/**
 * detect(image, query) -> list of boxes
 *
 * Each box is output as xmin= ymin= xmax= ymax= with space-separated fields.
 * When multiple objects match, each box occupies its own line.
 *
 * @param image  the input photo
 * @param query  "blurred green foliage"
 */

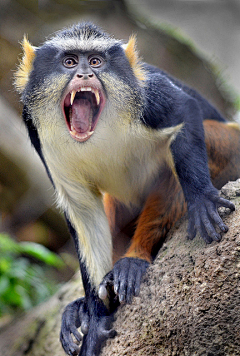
xmin=0 ymin=233 xmax=64 ymax=316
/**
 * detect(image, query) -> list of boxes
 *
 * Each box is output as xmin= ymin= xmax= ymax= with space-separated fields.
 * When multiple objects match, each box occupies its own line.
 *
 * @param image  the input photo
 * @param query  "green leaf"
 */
xmin=8 ymin=258 xmax=29 ymax=280
xmin=19 ymin=242 xmax=64 ymax=268
xmin=0 ymin=235 xmax=62 ymax=315
xmin=16 ymin=285 xmax=33 ymax=310
xmin=0 ymin=257 xmax=12 ymax=274
xmin=0 ymin=234 xmax=20 ymax=254
xmin=0 ymin=276 xmax=10 ymax=294
xmin=3 ymin=285 xmax=22 ymax=307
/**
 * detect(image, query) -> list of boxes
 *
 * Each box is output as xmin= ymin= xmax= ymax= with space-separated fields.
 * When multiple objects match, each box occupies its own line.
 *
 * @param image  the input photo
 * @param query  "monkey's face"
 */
xmin=15 ymin=23 xmax=146 ymax=143
xmin=61 ymin=54 xmax=106 ymax=142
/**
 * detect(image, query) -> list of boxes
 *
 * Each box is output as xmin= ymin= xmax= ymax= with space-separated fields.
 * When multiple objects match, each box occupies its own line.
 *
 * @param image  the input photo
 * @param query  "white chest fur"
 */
xmin=38 ymin=112 xmax=181 ymax=286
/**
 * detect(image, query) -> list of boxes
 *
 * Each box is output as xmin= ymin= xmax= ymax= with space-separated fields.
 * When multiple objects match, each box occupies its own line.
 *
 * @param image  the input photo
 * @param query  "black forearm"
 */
xmin=171 ymin=98 xmax=212 ymax=202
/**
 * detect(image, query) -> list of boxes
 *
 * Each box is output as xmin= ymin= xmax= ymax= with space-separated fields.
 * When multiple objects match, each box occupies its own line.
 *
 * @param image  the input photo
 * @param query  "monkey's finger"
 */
xmin=70 ymin=326 xmax=82 ymax=343
xmin=192 ymin=209 xmax=212 ymax=244
xmin=198 ymin=219 xmax=214 ymax=244
xmin=215 ymin=197 xmax=235 ymax=211
xmin=205 ymin=200 xmax=228 ymax=233
xmin=199 ymin=205 xmax=221 ymax=242
xmin=113 ymin=266 xmax=121 ymax=296
xmin=129 ymin=259 xmax=150 ymax=303
xmin=187 ymin=213 xmax=197 ymax=240
xmin=117 ymin=271 xmax=128 ymax=303
xmin=134 ymin=269 xmax=143 ymax=297
xmin=125 ymin=271 xmax=136 ymax=304
xmin=60 ymin=330 xmax=80 ymax=356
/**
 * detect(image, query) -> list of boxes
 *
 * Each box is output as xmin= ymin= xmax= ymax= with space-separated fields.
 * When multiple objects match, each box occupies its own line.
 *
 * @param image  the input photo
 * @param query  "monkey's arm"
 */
xmin=169 ymin=97 xmax=234 ymax=243
xmin=143 ymin=73 xmax=235 ymax=243
xmin=61 ymin=218 xmax=117 ymax=356
xmin=58 ymin=194 xmax=118 ymax=355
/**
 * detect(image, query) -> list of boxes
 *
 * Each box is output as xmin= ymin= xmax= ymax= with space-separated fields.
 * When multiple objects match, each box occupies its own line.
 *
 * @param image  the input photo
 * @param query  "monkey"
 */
xmin=14 ymin=22 xmax=240 ymax=356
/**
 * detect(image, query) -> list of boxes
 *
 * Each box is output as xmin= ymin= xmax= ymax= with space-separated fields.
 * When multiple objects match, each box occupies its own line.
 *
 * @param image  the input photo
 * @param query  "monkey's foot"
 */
xmin=99 ymin=257 xmax=149 ymax=304
xmin=60 ymin=296 xmax=116 ymax=356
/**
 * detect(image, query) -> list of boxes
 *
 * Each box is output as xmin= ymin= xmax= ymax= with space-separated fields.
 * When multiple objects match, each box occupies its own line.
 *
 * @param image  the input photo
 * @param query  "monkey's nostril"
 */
xmin=77 ymin=73 xmax=94 ymax=79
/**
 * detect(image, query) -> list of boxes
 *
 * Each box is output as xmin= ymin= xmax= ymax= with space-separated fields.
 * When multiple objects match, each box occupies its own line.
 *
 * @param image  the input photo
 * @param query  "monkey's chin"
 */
xmin=62 ymin=85 xmax=105 ymax=142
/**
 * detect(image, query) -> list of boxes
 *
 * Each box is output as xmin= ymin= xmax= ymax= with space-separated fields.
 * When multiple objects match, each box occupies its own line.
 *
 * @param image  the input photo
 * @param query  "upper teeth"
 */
xmin=70 ymin=87 xmax=100 ymax=106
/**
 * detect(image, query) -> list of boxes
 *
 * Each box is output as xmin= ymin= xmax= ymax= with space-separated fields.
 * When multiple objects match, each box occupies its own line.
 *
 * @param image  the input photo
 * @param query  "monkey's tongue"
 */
xmin=70 ymin=99 xmax=93 ymax=133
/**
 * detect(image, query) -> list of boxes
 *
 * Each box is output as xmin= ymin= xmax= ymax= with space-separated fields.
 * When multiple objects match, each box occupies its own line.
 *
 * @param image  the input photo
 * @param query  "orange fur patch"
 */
xmin=14 ymin=36 xmax=35 ymax=93
xmin=124 ymin=35 xmax=146 ymax=82
xmin=204 ymin=120 xmax=240 ymax=188
xmin=125 ymin=169 xmax=187 ymax=262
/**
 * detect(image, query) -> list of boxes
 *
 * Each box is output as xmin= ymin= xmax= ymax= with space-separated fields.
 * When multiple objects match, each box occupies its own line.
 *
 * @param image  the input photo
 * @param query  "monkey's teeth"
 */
xmin=94 ymin=90 xmax=100 ymax=106
xmin=75 ymin=87 xmax=100 ymax=106
xmin=70 ymin=126 xmax=94 ymax=140
xmin=70 ymin=90 xmax=76 ymax=105
xmin=80 ymin=87 xmax=91 ymax=92
xmin=77 ymin=131 xmax=94 ymax=140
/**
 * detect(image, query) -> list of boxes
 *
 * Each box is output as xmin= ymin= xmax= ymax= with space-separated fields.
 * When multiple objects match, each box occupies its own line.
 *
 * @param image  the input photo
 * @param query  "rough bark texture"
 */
xmin=1 ymin=180 xmax=240 ymax=356
xmin=102 ymin=180 xmax=240 ymax=356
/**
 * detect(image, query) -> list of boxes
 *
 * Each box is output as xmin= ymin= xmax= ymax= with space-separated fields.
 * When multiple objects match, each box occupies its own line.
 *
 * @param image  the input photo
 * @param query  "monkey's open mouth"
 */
xmin=63 ymin=87 xmax=105 ymax=142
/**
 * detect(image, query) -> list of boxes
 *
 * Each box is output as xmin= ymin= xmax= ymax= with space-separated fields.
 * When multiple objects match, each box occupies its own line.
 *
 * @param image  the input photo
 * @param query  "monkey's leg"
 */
xmin=204 ymin=120 xmax=240 ymax=189
xmin=103 ymin=193 xmax=141 ymax=263
xmin=99 ymin=168 xmax=187 ymax=304
xmin=60 ymin=218 xmax=116 ymax=356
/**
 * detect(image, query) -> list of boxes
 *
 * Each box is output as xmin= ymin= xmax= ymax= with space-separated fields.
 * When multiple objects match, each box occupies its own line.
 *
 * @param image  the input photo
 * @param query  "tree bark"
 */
xmin=103 ymin=180 xmax=240 ymax=356
xmin=0 ymin=180 xmax=240 ymax=356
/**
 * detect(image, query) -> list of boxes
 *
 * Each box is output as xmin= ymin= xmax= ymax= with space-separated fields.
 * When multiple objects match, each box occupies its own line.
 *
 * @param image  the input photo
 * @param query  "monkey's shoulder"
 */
xmin=142 ymin=64 xmax=226 ymax=129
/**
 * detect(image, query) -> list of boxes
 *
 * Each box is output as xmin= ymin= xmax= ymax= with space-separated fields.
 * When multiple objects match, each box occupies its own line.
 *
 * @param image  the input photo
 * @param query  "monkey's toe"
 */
xmin=60 ymin=297 xmax=89 ymax=355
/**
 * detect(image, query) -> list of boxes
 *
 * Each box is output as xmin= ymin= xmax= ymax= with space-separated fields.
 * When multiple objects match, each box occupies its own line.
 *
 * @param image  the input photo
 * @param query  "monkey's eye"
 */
xmin=63 ymin=56 xmax=78 ymax=68
xmin=89 ymin=56 xmax=102 ymax=68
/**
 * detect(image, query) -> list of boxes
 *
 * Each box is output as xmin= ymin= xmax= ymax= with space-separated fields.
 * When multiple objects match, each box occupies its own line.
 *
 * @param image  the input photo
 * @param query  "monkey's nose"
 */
xmin=77 ymin=73 xmax=94 ymax=80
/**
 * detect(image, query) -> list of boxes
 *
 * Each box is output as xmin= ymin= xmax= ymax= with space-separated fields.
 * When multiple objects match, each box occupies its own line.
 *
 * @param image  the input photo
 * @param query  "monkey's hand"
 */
xmin=99 ymin=257 xmax=149 ymax=304
xmin=60 ymin=296 xmax=116 ymax=356
xmin=187 ymin=189 xmax=235 ymax=244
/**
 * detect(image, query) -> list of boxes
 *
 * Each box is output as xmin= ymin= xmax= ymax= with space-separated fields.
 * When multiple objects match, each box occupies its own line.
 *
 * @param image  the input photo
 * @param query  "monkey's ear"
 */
xmin=123 ymin=35 xmax=146 ymax=82
xmin=14 ymin=36 xmax=36 ymax=93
